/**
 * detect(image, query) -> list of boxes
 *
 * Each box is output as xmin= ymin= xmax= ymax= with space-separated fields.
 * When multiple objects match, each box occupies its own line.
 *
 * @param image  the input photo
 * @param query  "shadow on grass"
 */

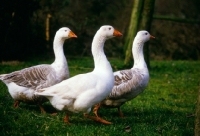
xmin=0 ymin=99 xmax=194 ymax=135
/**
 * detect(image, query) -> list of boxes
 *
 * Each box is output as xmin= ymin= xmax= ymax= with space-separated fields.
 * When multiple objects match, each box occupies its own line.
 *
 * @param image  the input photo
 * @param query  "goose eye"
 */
xmin=145 ymin=33 xmax=148 ymax=35
xmin=108 ymin=27 xmax=111 ymax=30
xmin=65 ymin=30 xmax=67 ymax=32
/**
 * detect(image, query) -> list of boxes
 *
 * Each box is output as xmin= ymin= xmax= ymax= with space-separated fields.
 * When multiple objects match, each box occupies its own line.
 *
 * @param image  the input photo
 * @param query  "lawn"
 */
xmin=0 ymin=57 xmax=199 ymax=136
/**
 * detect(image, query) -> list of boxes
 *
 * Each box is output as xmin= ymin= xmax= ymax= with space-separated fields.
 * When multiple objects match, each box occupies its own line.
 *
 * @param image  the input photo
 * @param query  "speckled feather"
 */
xmin=0 ymin=27 xmax=77 ymax=111
xmin=0 ymin=65 xmax=58 ymax=90
xmin=108 ymin=68 xmax=148 ymax=100
xmin=96 ymin=30 xmax=154 ymax=111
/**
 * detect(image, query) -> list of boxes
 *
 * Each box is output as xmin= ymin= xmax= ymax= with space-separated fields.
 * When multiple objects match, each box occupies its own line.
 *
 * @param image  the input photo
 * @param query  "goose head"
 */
xmin=135 ymin=30 xmax=155 ymax=43
xmin=55 ymin=27 xmax=77 ymax=40
xmin=97 ymin=25 xmax=122 ymax=39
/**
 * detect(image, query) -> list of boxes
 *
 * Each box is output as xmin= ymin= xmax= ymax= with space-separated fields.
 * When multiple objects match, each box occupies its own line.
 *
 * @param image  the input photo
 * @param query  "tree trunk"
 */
xmin=124 ymin=0 xmax=144 ymax=67
xmin=138 ymin=0 xmax=155 ymax=69
xmin=195 ymin=89 xmax=200 ymax=136
xmin=45 ymin=13 xmax=51 ymax=49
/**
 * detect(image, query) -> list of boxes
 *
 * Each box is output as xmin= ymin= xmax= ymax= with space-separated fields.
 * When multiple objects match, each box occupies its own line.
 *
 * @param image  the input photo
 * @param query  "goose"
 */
xmin=35 ymin=25 xmax=122 ymax=124
xmin=0 ymin=27 xmax=77 ymax=113
xmin=93 ymin=30 xmax=155 ymax=123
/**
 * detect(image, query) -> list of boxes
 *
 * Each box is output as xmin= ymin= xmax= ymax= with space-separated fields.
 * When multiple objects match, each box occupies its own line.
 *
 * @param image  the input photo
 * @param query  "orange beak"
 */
xmin=113 ymin=29 xmax=123 ymax=37
xmin=69 ymin=31 xmax=77 ymax=38
xmin=150 ymin=35 xmax=155 ymax=39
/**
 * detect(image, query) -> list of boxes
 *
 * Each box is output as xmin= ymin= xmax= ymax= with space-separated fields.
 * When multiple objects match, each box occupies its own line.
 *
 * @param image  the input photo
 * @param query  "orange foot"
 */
xmin=84 ymin=113 xmax=112 ymax=125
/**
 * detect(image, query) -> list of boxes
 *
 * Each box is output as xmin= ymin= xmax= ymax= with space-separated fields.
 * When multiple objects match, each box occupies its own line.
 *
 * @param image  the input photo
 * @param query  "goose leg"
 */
xmin=13 ymin=100 xmax=20 ymax=108
xmin=63 ymin=113 xmax=71 ymax=125
xmin=117 ymin=107 xmax=124 ymax=117
xmin=84 ymin=113 xmax=112 ymax=125
xmin=38 ymin=103 xmax=46 ymax=114
xmin=51 ymin=112 xmax=58 ymax=116
xmin=93 ymin=103 xmax=101 ymax=117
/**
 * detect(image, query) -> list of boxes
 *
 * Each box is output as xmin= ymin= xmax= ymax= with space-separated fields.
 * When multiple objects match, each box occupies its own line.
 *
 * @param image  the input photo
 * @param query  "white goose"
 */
xmin=0 ymin=27 xmax=77 ymax=113
xmin=93 ymin=30 xmax=155 ymax=122
xmin=35 ymin=25 xmax=122 ymax=124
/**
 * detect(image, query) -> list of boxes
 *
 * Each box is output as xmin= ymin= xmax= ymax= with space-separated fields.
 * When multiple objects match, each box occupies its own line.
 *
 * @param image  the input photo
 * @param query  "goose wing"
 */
xmin=107 ymin=69 xmax=143 ymax=99
xmin=0 ymin=65 xmax=56 ymax=89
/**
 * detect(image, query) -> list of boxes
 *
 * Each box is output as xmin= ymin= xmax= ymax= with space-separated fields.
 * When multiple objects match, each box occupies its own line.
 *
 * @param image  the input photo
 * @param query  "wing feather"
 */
xmin=1 ymin=65 xmax=55 ymax=89
xmin=107 ymin=69 xmax=144 ymax=99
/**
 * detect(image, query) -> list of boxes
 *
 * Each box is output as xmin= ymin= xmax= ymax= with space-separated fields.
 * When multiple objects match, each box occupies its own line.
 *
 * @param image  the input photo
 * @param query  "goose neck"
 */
xmin=92 ymin=34 xmax=110 ymax=70
xmin=53 ymin=37 xmax=67 ymax=65
xmin=132 ymin=39 xmax=147 ymax=68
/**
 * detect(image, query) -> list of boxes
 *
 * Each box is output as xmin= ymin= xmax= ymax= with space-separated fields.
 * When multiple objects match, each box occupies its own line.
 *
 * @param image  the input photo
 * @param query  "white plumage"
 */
xmin=0 ymin=27 xmax=77 ymax=113
xmin=35 ymin=25 xmax=122 ymax=124
xmin=93 ymin=30 xmax=155 ymax=122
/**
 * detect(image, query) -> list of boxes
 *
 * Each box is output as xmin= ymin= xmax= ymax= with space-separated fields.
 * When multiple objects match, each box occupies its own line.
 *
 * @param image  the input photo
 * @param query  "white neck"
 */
xmin=52 ymin=36 xmax=67 ymax=66
xmin=132 ymin=38 xmax=147 ymax=69
xmin=92 ymin=33 xmax=111 ymax=72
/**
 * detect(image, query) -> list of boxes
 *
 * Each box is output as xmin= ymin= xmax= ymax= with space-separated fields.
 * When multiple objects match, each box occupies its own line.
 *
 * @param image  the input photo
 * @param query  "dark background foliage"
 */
xmin=151 ymin=0 xmax=200 ymax=60
xmin=0 ymin=0 xmax=199 ymax=61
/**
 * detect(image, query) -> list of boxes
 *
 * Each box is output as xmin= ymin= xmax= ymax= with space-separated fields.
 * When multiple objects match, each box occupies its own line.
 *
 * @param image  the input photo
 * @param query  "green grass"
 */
xmin=0 ymin=57 xmax=199 ymax=136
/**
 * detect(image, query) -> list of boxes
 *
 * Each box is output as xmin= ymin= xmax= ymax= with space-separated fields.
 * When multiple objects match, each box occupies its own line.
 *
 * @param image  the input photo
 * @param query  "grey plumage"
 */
xmin=108 ymin=68 xmax=148 ymax=100
xmin=93 ymin=30 xmax=155 ymax=119
xmin=0 ymin=27 xmax=77 ymax=112
xmin=1 ymin=65 xmax=59 ymax=89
